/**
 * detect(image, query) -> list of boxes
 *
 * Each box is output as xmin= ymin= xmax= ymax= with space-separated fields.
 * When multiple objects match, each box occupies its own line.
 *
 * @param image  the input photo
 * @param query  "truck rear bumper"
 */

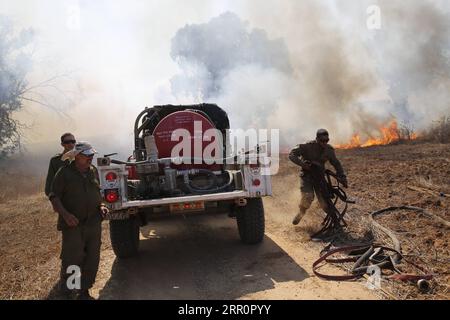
xmin=121 ymin=190 xmax=250 ymax=209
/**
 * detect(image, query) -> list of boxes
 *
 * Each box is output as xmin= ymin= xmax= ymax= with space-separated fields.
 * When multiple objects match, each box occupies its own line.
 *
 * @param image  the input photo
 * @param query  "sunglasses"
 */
xmin=318 ymin=137 xmax=330 ymax=143
xmin=62 ymin=140 xmax=76 ymax=144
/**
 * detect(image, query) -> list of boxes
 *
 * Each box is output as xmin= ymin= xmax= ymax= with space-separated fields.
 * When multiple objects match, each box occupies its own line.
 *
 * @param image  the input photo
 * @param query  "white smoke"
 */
xmin=168 ymin=10 xmax=381 ymax=145
xmin=0 ymin=0 xmax=448 ymax=158
xmin=168 ymin=1 xmax=450 ymax=145
xmin=371 ymin=0 xmax=450 ymax=128
xmin=170 ymin=12 xmax=292 ymax=100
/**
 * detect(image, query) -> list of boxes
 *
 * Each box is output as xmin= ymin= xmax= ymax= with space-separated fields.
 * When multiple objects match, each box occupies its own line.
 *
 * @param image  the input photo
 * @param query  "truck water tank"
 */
xmin=152 ymin=110 xmax=222 ymax=170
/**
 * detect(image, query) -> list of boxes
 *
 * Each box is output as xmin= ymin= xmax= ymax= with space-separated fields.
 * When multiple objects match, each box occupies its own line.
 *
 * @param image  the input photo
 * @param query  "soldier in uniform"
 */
xmin=48 ymin=142 xmax=109 ymax=300
xmin=289 ymin=129 xmax=348 ymax=225
xmin=45 ymin=133 xmax=76 ymax=196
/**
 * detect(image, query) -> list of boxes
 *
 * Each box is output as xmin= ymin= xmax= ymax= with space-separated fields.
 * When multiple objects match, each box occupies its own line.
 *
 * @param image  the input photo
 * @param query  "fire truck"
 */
xmin=97 ymin=104 xmax=272 ymax=258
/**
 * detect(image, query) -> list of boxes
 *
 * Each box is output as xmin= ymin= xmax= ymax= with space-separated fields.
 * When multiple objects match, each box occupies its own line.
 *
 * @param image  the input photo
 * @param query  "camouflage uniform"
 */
xmin=289 ymin=140 xmax=346 ymax=222
xmin=45 ymin=154 xmax=69 ymax=196
xmin=49 ymin=162 xmax=104 ymax=290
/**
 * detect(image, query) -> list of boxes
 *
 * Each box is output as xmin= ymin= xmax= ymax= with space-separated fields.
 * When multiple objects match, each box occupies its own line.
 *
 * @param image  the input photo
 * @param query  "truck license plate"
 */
xmin=169 ymin=201 xmax=205 ymax=212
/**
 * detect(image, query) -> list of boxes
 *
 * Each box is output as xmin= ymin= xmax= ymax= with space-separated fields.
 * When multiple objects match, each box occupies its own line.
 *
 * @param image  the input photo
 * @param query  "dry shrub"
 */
xmin=423 ymin=116 xmax=450 ymax=143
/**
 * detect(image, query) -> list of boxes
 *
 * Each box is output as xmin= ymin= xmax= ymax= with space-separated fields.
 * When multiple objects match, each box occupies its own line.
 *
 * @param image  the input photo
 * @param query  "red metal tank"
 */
xmin=153 ymin=110 xmax=222 ymax=171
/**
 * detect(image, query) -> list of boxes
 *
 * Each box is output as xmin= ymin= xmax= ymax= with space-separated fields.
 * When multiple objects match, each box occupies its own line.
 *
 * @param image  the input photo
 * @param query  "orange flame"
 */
xmin=335 ymin=120 xmax=417 ymax=149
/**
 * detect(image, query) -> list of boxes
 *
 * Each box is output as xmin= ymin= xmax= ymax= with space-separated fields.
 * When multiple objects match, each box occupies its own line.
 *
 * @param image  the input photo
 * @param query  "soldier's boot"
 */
xmin=292 ymin=207 xmax=307 ymax=225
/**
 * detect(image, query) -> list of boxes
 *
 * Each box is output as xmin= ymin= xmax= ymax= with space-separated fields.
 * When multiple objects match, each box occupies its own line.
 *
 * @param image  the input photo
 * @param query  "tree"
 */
xmin=398 ymin=121 xmax=417 ymax=141
xmin=0 ymin=16 xmax=34 ymax=158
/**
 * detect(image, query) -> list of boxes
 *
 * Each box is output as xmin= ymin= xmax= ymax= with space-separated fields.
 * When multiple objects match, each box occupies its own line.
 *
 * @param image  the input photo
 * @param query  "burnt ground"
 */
xmin=265 ymin=142 xmax=449 ymax=299
xmin=339 ymin=143 xmax=449 ymax=299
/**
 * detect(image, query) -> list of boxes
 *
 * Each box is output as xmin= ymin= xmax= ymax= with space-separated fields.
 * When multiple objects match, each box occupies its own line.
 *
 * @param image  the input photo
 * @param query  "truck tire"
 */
xmin=236 ymin=198 xmax=265 ymax=244
xmin=110 ymin=217 xmax=140 ymax=258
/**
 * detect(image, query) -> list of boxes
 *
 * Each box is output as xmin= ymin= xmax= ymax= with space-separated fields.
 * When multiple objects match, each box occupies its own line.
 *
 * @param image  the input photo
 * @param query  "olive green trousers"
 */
xmin=60 ymin=223 xmax=102 ymax=290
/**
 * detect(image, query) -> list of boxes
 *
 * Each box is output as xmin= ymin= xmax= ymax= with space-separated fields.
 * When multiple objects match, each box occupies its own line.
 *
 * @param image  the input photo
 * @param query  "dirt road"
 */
xmin=91 ymin=214 xmax=376 ymax=300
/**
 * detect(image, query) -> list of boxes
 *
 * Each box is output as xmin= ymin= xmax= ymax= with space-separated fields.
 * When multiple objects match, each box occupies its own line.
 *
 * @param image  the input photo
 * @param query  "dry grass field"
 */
xmin=0 ymin=142 xmax=448 ymax=299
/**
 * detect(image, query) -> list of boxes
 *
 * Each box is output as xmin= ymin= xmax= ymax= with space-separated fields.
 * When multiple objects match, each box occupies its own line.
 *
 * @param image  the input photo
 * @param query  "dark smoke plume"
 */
xmin=170 ymin=12 xmax=292 ymax=100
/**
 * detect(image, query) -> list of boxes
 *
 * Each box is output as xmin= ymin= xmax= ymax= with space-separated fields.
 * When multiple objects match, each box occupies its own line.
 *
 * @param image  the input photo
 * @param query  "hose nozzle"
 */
xmin=417 ymin=279 xmax=431 ymax=293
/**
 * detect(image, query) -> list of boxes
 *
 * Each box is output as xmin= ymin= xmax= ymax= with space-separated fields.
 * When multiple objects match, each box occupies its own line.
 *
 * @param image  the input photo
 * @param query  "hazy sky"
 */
xmin=1 ymin=0 xmax=449 ymax=153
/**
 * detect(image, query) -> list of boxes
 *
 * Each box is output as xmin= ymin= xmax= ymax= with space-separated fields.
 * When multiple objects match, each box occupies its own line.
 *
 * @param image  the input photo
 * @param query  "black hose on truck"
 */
xmin=181 ymin=170 xmax=234 ymax=194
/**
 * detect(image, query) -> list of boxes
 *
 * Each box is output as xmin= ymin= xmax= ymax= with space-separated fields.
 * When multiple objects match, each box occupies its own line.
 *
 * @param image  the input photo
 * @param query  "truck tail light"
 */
xmin=105 ymin=172 xmax=117 ymax=181
xmin=252 ymin=179 xmax=261 ymax=186
xmin=105 ymin=189 xmax=119 ymax=203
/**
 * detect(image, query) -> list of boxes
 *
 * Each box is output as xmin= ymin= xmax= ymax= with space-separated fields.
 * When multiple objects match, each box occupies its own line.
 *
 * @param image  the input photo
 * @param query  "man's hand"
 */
xmin=100 ymin=205 xmax=110 ymax=219
xmin=302 ymin=161 xmax=312 ymax=171
xmin=62 ymin=212 xmax=79 ymax=227
xmin=50 ymin=196 xmax=78 ymax=227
